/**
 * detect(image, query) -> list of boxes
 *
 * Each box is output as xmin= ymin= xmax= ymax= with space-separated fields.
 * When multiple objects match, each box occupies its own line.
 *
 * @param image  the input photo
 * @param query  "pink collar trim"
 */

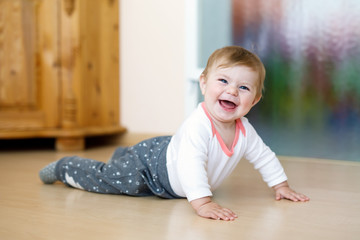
xmin=201 ymin=102 xmax=246 ymax=157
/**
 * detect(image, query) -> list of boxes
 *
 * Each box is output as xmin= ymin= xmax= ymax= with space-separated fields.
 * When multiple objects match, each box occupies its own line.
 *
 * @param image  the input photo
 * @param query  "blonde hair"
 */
xmin=202 ymin=46 xmax=266 ymax=99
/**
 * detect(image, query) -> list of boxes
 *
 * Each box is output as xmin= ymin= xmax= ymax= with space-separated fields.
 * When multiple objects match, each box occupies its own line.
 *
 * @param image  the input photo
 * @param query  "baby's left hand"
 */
xmin=273 ymin=181 xmax=310 ymax=202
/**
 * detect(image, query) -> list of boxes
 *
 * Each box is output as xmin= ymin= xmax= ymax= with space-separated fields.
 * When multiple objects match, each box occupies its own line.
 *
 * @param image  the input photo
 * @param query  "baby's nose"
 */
xmin=226 ymin=85 xmax=238 ymax=96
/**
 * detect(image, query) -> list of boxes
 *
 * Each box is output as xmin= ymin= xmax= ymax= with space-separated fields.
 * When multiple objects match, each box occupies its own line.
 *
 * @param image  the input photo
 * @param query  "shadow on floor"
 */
xmin=0 ymin=135 xmax=122 ymax=152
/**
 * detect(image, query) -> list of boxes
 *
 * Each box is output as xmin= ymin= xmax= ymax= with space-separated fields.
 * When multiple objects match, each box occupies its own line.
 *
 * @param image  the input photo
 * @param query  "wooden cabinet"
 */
xmin=0 ymin=0 xmax=125 ymax=150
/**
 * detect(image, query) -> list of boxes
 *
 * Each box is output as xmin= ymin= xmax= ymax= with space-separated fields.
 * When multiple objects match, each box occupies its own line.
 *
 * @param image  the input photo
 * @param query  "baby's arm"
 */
xmin=190 ymin=197 xmax=238 ymax=221
xmin=272 ymin=181 xmax=310 ymax=202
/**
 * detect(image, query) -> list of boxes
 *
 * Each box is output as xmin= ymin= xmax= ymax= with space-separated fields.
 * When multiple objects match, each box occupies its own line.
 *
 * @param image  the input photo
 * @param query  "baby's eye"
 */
xmin=219 ymin=79 xmax=228 ymax=84
xmin=239 ymin=86 xmax=250 ymax=91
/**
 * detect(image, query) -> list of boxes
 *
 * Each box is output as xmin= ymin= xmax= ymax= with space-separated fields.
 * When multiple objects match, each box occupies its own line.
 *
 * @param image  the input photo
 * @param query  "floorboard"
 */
xmin=0 ymin=138 xmax=359 ymax=240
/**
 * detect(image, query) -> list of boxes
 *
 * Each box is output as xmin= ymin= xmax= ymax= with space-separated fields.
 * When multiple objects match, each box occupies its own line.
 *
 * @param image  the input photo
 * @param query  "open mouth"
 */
xmin=219 ymin=100 xmax=238 ymax=110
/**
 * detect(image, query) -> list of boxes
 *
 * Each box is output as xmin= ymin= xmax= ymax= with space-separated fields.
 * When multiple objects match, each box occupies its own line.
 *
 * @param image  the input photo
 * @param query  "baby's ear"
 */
xmin=252 ymin=95 xmax=261 ymax=106
xmin=199 ymin=74 xmax=206 ymax=95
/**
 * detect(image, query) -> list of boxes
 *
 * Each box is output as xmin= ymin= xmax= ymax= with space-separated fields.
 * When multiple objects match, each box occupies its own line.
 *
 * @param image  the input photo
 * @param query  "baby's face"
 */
xmin=200 ymin=65 xmax=260 ymax=125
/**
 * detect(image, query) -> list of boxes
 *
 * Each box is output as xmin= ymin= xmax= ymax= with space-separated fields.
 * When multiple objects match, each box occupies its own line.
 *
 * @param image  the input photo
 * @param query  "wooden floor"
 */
xmin=1 ymin=137 xmax=360 ymax=240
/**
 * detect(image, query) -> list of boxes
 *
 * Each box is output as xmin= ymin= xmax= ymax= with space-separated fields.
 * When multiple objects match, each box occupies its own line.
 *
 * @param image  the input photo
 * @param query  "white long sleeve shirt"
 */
xmin=166 ymin=103 xmax=287 ymax=202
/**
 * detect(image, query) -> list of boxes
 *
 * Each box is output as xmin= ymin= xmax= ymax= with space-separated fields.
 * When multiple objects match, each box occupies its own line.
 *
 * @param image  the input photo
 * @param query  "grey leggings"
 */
xmin=55 ymin=136 xmax=181 ymax=199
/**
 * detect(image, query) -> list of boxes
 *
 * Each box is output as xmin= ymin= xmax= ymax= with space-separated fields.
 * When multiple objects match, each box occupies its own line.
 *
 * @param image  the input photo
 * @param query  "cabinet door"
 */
xmin=0 ymin=0 xmax=59 ymax=131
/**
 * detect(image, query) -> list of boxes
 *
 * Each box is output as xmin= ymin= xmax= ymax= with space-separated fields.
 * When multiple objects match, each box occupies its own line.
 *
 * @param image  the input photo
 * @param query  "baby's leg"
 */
xmin=39 ymin=157 xmax=116 ymax=193
xmin=39 ymin=155 xmax=153 ymax=196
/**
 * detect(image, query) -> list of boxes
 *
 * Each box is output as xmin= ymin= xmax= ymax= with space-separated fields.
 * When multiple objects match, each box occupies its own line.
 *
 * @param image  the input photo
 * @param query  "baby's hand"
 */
xmin=190 ymin=197 xmax=238 ymax=221
xmin=197 ymin=201 xmax=238 ymax=221
xmin=273 ymin=181 xmax=310 ymax=202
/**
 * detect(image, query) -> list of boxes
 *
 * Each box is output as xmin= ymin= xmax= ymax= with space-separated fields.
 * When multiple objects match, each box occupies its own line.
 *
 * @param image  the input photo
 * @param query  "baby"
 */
xmin=39 ymin=46 xmax=309 ymax=221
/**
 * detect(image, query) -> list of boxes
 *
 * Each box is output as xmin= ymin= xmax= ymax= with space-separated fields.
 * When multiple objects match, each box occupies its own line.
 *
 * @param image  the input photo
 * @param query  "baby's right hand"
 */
xmin=191 ymin=197 xmax=238 ymax=221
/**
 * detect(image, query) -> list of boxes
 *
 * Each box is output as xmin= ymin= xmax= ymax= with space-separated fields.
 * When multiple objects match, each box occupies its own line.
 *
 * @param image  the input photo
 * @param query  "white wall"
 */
xmin=120 ymin=0 xmax=186 ymax=134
